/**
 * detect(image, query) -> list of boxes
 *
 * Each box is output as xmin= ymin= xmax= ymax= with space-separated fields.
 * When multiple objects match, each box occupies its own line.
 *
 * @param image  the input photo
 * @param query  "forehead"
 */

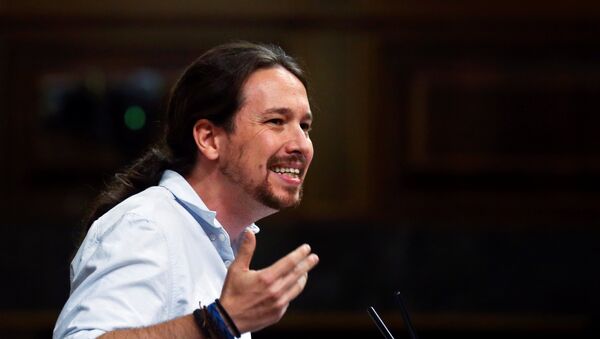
xmin=239 ymin=66 xmax=310 ymax=116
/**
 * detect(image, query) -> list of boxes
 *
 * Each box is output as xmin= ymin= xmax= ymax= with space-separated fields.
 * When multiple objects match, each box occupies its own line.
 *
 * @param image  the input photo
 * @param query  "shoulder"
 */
xmin=78 ymin=186 xmax=184 ymax=251
xmin=110 ymin=186 xmax=176 ymax=218
xmin=72 ymin=186 xmax=181 ymax=287
xmin=93 ymin=186 xmax=176 ymax=228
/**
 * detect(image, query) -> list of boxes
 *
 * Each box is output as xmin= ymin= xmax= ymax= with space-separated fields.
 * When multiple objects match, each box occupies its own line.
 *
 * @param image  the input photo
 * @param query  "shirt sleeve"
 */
xmin=54 ymin=213 xmax=173 ymax=338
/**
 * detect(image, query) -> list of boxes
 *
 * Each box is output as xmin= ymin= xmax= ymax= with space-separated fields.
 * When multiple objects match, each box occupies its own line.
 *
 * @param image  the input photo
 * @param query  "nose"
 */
xmin=284 ymin=124 xmax=313 ymax=158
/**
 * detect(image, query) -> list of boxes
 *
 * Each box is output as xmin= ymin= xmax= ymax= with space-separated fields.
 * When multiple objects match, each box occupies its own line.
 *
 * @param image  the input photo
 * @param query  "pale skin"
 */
xmin=100 ymin=66 xmax=318 ymax=338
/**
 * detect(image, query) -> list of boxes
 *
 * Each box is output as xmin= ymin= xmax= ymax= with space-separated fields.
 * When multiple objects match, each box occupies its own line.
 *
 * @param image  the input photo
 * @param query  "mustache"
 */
xmin=267 ymin=154 xmax=307 ymax=168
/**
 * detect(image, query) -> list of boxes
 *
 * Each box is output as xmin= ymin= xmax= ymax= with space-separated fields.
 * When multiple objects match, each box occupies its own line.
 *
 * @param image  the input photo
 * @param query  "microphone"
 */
xmin=367 ymin=306 xmax=395 ymax=339
xmin=368 ymin=291 xmax=419 ymax=339
xmin=395 ymin=291 xmax=419 ymax=339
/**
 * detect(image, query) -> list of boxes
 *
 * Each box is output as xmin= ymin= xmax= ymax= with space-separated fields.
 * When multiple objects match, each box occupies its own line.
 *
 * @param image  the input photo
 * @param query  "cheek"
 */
xmin=306 ymin=140 xmax=315 ymax=162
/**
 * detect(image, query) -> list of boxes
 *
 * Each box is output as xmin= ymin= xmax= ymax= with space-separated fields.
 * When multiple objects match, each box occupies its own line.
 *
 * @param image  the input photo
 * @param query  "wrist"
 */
xmin=193 ymin=300 xmax=241 ymax=339
xmin=215 ymin=299 xmax=241 ymax=338
xmin=219 ymin=297 xmax=249 ymax=333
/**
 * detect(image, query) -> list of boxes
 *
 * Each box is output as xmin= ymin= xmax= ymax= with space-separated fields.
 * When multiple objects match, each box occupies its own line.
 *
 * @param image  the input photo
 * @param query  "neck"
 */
xmin=185 ymin=162 xmax=276 ymax=241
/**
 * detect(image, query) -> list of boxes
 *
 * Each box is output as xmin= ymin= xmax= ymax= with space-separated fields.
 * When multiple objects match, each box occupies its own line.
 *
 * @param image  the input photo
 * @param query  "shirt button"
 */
xmin=209 ymin=234 xmax=216 ymax=241
xmin=224 ymin=260 xmax=232 ymax=267
xmin=218 ymin=233 xmax=226 ymax=242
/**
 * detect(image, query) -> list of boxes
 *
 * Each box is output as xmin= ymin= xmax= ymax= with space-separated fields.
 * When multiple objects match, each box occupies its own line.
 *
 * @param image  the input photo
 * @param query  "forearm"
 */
xmin=99 ymin=314 xmax=203 ymax=339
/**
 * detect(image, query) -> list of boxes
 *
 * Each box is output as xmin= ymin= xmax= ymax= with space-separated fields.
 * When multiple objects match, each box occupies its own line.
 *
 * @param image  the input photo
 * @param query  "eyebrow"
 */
xmin=263 ymin=107 xmax=313 ymax=120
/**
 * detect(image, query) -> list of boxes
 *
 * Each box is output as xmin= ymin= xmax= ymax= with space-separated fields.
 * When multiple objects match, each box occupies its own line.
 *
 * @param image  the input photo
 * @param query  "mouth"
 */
xmin=267 ymin=154 xmax=308 ymax=185
xmin=271 ymin=166 xmax=301 ymax=178
xmin=269 ymin=164 xmax=305 ymax=185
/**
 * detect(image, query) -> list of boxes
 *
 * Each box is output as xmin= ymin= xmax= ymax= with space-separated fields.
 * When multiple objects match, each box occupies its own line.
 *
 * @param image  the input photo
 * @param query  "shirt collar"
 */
xmin=158 ymin=169 xmax=259 ymax=234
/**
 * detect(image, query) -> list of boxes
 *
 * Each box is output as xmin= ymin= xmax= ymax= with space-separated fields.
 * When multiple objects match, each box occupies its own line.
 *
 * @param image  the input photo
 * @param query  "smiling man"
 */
xmin=54 ymin=42 xmax=319 ymax=339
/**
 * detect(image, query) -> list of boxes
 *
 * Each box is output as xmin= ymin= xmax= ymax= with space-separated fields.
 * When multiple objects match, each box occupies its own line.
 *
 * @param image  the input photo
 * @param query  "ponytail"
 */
xmin=83 ymin=145 xmax=172 ymax=230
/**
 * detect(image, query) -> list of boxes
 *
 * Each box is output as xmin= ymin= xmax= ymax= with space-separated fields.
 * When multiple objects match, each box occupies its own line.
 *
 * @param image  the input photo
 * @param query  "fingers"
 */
xmin=261 ymin=251 xmax=318 ymax=310
xmin=266 ymin=243 xmax=314 ymax=279
xmin=276 ymin=253 xmax=318 ymax=298
xmin=221 ymin=241 xmax=318 ymax=334
xmin=282 ymin=272 xmax=309 ymax=302
xmin=231 ymin=230 xmax=256 ymax=270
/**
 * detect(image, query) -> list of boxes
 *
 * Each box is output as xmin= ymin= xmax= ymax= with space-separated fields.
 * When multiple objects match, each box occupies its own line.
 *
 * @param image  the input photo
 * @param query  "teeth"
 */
xmin=272 ymin=167 xmax=300 ymax=175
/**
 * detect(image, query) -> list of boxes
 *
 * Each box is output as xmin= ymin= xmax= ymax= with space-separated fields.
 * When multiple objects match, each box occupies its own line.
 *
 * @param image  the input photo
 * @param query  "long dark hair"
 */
xmin=83 ymin=41 xmax=307 ymax=230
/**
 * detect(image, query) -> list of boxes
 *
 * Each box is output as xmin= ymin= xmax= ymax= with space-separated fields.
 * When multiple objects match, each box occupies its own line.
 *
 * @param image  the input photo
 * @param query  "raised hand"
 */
xmin=219 ymin=230 xmax=319 ymax=333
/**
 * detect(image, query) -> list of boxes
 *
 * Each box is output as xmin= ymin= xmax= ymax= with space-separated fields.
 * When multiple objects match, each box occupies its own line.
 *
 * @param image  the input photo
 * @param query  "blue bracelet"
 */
xmin=215 ymin=299 xmax=241 ymax=337
xmin=207 ymin=302 xmax=235 ymax=339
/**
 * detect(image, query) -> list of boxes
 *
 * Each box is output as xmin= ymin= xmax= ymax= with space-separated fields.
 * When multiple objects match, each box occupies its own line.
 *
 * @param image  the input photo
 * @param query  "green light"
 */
xmin=124 ymin=105 xmax=146 ymax=130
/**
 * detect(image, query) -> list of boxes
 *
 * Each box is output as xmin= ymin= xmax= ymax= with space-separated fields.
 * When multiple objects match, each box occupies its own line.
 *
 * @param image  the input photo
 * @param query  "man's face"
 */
xmin=218 ymin=66 xmax=313 ymax=210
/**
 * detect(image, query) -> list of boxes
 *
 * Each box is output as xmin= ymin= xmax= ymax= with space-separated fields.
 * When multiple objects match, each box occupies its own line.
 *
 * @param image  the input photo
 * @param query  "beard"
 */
xmin=218 ymin=147 xmax=304 ymax=210
xmin=253 ymin=177 xmax=303 ymax=210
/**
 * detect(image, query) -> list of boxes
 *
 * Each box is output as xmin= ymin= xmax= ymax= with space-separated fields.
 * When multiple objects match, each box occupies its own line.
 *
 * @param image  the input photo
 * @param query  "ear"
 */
xmin=192 ymin=119 xmax=222 ymax=160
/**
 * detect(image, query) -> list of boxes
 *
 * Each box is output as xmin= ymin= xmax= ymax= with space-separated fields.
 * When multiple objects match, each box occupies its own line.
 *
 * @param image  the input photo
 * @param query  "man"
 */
xmin=54 ymin=42 xmax=319 ymax=338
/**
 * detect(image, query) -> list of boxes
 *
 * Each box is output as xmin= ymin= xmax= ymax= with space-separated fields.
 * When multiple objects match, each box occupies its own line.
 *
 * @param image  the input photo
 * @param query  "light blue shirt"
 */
xmin=54 ymin=170 xmax=258 ymax=338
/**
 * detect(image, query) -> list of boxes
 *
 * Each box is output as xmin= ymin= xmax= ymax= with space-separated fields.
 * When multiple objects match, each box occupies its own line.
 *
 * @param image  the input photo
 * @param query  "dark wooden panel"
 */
xmin=376 ymin=27 xmax=600 ymax=222
xmin=407 ymin=63 xmax=600 ymax=173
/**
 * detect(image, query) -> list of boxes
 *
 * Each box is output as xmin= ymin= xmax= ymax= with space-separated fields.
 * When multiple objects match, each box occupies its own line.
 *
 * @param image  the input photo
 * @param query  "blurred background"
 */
xmin=1 ymin=1 xmax=599 ymax=338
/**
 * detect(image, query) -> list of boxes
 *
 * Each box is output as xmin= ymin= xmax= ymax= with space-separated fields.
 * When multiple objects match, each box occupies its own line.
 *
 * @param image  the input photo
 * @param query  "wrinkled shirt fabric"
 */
xmin=54 ymin=170 xmax=258 ymax=338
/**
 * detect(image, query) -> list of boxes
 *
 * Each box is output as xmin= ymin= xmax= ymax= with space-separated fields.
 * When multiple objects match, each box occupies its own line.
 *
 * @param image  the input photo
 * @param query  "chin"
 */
xmin=278 ymin=196 xmax=302 ymax=209
xmin=256 ymin=188 xmax=302 ymax=210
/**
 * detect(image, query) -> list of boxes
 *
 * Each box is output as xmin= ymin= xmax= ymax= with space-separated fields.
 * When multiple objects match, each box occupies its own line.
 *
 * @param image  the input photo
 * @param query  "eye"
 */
xmin=266 ymin=118 xmax=284 ymax=126
xmin=301 ymin=122 xmax=312 ymax=132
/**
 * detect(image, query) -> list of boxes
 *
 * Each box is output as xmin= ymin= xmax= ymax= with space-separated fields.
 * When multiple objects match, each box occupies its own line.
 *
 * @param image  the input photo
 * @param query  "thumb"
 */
xmin=233 ymin=230 xmax=256 ymax=270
